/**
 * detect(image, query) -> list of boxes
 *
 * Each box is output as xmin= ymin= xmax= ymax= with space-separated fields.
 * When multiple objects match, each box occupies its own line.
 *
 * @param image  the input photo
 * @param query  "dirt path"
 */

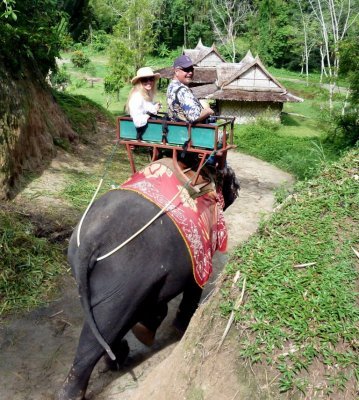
xmin=0 ymin=140 xmax=294 ymax=400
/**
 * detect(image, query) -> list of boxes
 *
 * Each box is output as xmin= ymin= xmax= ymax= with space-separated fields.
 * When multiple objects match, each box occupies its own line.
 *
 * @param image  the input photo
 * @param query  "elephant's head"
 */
xmin=216 ymin=166 xmax=240 ymax=211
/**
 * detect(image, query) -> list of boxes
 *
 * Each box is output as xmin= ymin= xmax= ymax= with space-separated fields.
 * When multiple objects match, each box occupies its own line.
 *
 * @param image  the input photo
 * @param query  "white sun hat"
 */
xmin=131 ymin=67 xmax=161 ymax=85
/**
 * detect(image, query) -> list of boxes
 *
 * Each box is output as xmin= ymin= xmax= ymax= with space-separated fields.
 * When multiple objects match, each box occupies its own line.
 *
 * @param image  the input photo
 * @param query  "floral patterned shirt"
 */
xmin=166 ymin=80 xmax=203 ymax=123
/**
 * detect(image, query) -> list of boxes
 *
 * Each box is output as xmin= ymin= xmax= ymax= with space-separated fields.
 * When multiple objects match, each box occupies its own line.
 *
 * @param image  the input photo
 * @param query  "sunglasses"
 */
xmin=140 ymin=77 xmax=155 ymax=83
xmin=178 ymin=66 xmax=194 ymax=73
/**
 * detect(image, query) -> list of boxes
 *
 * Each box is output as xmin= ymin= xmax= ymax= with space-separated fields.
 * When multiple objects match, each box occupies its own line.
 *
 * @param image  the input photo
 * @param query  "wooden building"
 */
xmin=192 ymin=51 xmax=302 ymax=123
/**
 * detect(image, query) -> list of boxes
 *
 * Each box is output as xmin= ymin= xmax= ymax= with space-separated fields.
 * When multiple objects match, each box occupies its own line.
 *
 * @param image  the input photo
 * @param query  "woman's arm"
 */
xmin=128 ymin=92 xmax=150 ymax=127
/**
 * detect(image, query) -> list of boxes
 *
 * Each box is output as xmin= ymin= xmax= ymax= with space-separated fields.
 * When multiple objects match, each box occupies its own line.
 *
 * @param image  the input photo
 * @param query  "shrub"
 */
xmin=49 ymin=65 xmax=71 ymax=91
xmin=325 ymin=111 xmax=359 ymax=149
xmin=90 ymin=30 xmax=111 ymax=52
xmin=71 ymin=50 xmax=90 ymax=68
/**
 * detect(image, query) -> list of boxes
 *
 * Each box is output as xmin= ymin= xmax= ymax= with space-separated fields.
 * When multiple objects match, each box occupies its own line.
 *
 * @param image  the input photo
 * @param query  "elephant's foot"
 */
xmin=56 ymin=377 xmax=85 ymax=400
xmin=172 ymin=311 xmax=192 ymax=334
xmin=56 ymin=361 xmax=96 ymax=400
xmin=102 ymin=339 xmax=129 ymax=371
xmin=131 ymin=323 xmax=155 ymax=347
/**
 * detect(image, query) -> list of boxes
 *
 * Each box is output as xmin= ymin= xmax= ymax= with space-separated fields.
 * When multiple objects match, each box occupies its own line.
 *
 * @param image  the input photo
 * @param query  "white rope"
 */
xmin=76 ymin=178 xmax=104 ymax=247
xmin=77 ymin=149 xmax=216 ymax=259
xmin=96 ymin=182 xmax=189 ymax=261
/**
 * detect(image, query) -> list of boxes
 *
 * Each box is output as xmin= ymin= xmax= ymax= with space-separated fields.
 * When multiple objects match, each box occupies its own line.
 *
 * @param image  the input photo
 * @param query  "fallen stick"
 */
xmin=293 ymin=262 xmax=317 ymax=269
xmin=352 ymin=247 xmax=359 ymax=259
xmin=217 ymin=276 xmax=246 ymax=352
xmin=49 ymin=310 xmax=63 ymax=318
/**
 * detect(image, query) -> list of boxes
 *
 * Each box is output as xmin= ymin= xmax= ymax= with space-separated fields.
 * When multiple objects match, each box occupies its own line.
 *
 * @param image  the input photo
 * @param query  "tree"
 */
xmin=339 ymin=36 xmax=359 ymax=106
xmin=0 ymin=0 xmax=65 ymax=75
xmin=246 ymin=0 xmax=300 ymax=68
xmin=296 ymin=0 xmax=321 ymax=84
xmin=89 ymin=0 xmax=122 ymax=32
xmin=152 ymin=0 xmax=214 ymax=51
xmin=105 ymin=40 xmax=133 ymax=101
xmin=110 ymin=0 xmax=158 ymax=71
xmin=210 ymin=0 xmax=252 ymax=62
xmin=305 ymin=0 xmax=359 ymax=109
xmin=60 ymin=0 xmax=95 ymax=42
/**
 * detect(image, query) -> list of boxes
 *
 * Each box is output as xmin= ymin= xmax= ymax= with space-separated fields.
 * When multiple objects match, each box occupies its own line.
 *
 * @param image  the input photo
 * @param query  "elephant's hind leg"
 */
xmin=102 ymin=337 xmax=129 ymax=371
xmin=57 ymin=322 xmax=105 ymax=400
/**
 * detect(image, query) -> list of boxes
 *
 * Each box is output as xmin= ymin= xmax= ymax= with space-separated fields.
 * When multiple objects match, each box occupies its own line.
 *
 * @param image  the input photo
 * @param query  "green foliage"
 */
xmin=156 ymin=43 xmax=171 ymax=58
xmin=1 ymin=0 xmax=17 ymax=20
xmin=226 ymin=148 xmax=359 ymax=393
xmin=62 ymin=0 xmax=359 ymax=75
xmin=325 ymin=112 xmax=359 ymax=149
xmin=61 ymin=0 xmax=95 ymax=42
xmin=0 ymin=0 xmax=65 ymax=76
xmin=89 ymin=29 xmax=111 ymax=52
xmin=105 ymin=40 xmax=134 ymax=98
xmin=340 ymin=38 xmax=359 ymax=105
xmin=89 ymin=0 xmax=120 ymax=32
xmin=71 ymin=50 xmax=91 ymax=68
xmin=112 ymin=0 xmax=158 ymax=71
xmin=50 ymin=65 xmax=71 ymax=90
xmin=154 ymin=0 xmax=213 ymax=50
xmin=247 ymin=0 xmax=301 ymax=68
xmin=0 ymin=208 xmax=66 ymax=315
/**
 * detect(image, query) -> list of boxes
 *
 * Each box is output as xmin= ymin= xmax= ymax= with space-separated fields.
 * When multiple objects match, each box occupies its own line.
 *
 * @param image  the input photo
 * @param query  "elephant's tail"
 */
xmin=76 ymin=255 xmax=116 ymax=361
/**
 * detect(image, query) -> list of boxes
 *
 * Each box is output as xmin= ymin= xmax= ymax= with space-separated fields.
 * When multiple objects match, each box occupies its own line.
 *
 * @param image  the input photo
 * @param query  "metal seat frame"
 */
xmin=117 ymin=115 xmax=236 ymax=186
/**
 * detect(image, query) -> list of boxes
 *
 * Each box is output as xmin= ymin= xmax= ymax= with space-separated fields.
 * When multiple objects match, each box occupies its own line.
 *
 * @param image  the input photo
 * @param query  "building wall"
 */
xmin=227 ymin=66 xmax=280 ymax=91
xmin=218 ymin=101 xmax=283 ymax=124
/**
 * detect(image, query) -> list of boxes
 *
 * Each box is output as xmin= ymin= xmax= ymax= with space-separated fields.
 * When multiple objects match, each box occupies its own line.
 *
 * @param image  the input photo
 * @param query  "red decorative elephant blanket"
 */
xmin=120 ymin=161 xmax=228 ymax=287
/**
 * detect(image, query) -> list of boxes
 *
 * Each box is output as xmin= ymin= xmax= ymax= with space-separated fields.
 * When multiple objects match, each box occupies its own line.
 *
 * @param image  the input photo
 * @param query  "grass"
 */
xmin=268 ymin=66 xmax=349 ymax=89
xmin=52 ymin=90 xmax=115 ymax=141
xmin=222 ymin=147 xmax=359 ymax=395
xmin=0 ymin=208 xmax=66 ymax=315
xmin=233 ymin=119 xmax=341 ymax=180
xmin=60 ymin=147 xmax=150 ymax=210
xmin=278 ymin=113 xmax=324 ymax=137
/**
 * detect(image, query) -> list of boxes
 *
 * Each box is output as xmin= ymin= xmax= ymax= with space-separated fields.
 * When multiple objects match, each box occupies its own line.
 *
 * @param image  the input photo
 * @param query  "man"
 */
xmin=167 ymin=55 xmax=214 ymax=123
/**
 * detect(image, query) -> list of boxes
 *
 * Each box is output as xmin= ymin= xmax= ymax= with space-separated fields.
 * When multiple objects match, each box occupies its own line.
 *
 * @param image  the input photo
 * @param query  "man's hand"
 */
xmin=196 ymin=107 xmax=214 ymax=122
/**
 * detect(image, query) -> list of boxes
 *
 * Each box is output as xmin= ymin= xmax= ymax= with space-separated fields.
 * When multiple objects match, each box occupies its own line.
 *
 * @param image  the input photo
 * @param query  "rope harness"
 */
xmin=76 ymin=145 xmax=217 ymax=262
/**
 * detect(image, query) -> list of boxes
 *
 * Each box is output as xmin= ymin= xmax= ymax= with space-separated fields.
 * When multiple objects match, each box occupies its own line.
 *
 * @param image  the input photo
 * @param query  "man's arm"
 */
xmin=195 ymin=107 xmax=214 ymax=122
xmin=178 ymin=87 xmax=214 ymax=123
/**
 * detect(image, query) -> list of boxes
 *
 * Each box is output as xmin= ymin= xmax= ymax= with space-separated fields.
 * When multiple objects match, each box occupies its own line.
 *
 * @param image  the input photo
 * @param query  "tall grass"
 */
xmin=233 ymin=120 xmax=340 ymax=180
xmin=0 ymin=209 xmax=66 ymax=315
xmin=223 ymin=147 xmax=359 ymax=395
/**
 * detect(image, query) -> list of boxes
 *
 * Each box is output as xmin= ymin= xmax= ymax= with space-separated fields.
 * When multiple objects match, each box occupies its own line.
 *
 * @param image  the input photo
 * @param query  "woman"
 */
xmin=126 ymin=67 xmax=161 ymax=140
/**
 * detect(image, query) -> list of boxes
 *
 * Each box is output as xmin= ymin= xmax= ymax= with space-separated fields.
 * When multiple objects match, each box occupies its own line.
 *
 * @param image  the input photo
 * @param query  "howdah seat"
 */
xmin=117 ymin=114 xmax=236 ymax=186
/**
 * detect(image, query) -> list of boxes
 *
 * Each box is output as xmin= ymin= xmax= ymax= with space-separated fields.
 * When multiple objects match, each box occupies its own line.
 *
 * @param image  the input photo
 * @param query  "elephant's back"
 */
xmin=70 ymin=189 xmax=191 ymax=273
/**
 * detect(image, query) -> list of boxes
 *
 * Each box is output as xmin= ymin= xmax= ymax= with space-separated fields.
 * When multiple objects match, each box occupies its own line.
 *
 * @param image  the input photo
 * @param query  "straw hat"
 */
xmin=131 ymin=67 xmax=160 ymax=85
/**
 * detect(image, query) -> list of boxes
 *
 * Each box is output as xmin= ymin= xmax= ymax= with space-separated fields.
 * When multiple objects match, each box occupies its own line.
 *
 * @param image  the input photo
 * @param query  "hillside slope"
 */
xmin=114 ymin=148 xmax=358 ymax=400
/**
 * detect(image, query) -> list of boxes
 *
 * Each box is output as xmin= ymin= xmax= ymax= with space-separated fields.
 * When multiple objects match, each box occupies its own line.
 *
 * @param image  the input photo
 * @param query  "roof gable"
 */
xmin=217 ymin=53 xmax=285 ymax=92
xmin=184 ymin=40 xmax=225 ymax=67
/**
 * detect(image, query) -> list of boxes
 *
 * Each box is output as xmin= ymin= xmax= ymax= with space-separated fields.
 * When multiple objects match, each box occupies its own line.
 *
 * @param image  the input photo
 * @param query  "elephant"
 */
xmin=57 ymin=162 xmax=240 ymax=400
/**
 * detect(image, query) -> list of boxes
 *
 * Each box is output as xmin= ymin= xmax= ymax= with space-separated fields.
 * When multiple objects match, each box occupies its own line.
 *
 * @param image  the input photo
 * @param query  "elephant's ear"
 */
xmin=220 ymin=166 xmax=240 ymax=210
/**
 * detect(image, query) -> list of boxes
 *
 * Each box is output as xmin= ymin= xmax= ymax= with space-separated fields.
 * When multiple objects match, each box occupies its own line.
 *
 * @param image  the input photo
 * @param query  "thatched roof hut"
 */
xmin=192 ymin=51 xmax=302 ymax=123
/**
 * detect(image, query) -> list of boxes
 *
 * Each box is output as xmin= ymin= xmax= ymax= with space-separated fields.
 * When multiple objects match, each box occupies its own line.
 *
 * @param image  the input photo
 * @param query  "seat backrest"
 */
xmin=118 ymin=118 xmax=217 ymax=149
xmin=191 ymin=126 xmax=216 ymax=149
